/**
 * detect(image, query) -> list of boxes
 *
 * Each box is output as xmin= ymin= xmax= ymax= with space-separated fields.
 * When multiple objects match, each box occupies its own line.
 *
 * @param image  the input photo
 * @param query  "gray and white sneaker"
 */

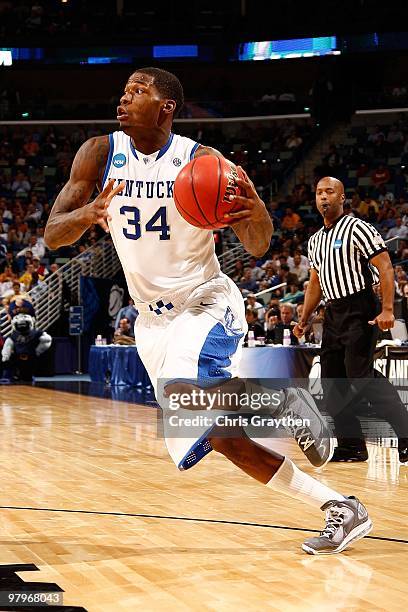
xmin=302 ymin=496 xmax=372 ymax=555
xmin=279 ymin=387 xmax=334 ymax=467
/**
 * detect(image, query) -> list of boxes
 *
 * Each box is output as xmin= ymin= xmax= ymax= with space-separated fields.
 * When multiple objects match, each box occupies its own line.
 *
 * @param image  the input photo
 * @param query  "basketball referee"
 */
xmin=294 ymin=176 xmax=408 ymax=463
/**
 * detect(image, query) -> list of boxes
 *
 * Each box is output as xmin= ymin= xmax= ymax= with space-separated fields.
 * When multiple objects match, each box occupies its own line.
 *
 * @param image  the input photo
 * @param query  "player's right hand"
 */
xmin=85 ymin=179 xmax=125 ymax=232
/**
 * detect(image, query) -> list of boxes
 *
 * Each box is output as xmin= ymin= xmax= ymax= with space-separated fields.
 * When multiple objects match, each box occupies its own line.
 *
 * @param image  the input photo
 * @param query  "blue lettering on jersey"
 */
xmin=224 ymin=306 xmax=235 ymax=330
xmin=157 ymin=181 xmax=164 ymax=198
xmin=109 ymin=178 xmax=175 ymax=200
xmin=112 ymin=153 xmax=127 ymax=168
xmin=146 ymin=181 xmax=154 ymax=198
xmin=135 ymin=181 xmax=143 ymax=197
xmin=124 ymin=180 xmax=134 ymax=197
xmin=334 ymin=239 xmax=342 ymax=249
xmin=166 ymin=181 xmax=174 ymax=198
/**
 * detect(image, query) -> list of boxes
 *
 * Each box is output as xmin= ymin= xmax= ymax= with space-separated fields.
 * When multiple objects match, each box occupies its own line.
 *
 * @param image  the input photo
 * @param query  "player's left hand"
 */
xmin=368 ymin=310 xmax=395 ymax=331
xmin=223 ymin=166 xmax=267 ymax=225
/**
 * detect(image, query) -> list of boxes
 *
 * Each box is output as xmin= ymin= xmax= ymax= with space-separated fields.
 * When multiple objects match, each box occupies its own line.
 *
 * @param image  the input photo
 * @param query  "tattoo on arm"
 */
xmin=45 ymin=136 xmax=110 ymax=248
xmin=194 ymin=145 xmax=224 ymax=159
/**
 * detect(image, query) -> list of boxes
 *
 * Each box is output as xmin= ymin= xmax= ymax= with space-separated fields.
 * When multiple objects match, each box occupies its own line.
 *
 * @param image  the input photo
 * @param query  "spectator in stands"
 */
xmin=276 ymin=253 xmax=289 ymax=270
xmin=17 ymin=235 xmax=45 ymax=260
xmin=396 ymin=270 xmax=408 ymax=296
xmin=322 ymin=144 xmax=341 ymax=174
xmin=358 ymin=194 xmax=379 ymax=218
xmin=281 ymin=208 xmax=301 ymax=232
xmin=368 ymin=125 xmax=385 ymax=144
xmin=22 ymin=135 xmax=40 ymax=160
xmin=10 ymin=280 xmax=24 ymax=298
xmin=11 ymin=214 xmax=30 ymax=246
xmin=247 ymin=256 xmax=264 ymax=282
xmin=366 ymin=205 xmax=378 ymax=225
xmin=288 ymin=251 xmax=309 ymax=283
xmin=292 ymin=176 xmax=311 ymax=205
xmin=229 ymin=259 xmax=244 ymax=283
xmin=296 ymin=302 xmax=304 ymax=322
xmin=377 ymin=185 xmax=395 ymax=205
xmin=32 ymin=255 xmax=48 ymax=277
xmin=246 ymin=294 xmax=265 ymax=323
xmin=270 ymin=264 xmax=298 ymax=294
xmin=280 ymin=281 xmax=304 ymax=304
xmin=112 ymin=318 xmax=134 ymax=345
xmin=19 ymin=263 xmax=35 ymax=289
xmin=378 ymin=198 xmax=396 ymax=223
xmin=28 ymin=271 xmax=47 ymax=298
xmin=245 ymin=308 xmax=264 ymax=342
xmin=49 ymin=263 xmax=60 ymax=274
xmin=379 ymin=208 xmax=397 ymax=235
xmin=238 ymin=268 xmax=259 ymax=294
xmin=371 ymin=164 xmax=391 ymax=189
xmin=259 ymin=262 xmax=277 ymax=288
xmin=386 ymin=217 xmax=408 ymax=242
xmin=287 ymin=249 xmax=309 ymax=269
xmin=11 ymin=172 xmax=31 ymax=198
xmin=24 ymin=202 xmax=42 ymax=224
xmin=266 ymin=303 xmax=298 ymax=345
xmin=115 ymin=298 xmax=138 ymax=329
xmin=268 ymin=201 xmax=284 ymax=223
xmin=0 ymin=267 xmax=16 ymax=298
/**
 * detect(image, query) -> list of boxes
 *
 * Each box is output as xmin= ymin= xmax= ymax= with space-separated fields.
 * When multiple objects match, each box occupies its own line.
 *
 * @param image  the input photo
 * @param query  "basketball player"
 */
xmin=45 ymin=68 xmax=372 ymax=554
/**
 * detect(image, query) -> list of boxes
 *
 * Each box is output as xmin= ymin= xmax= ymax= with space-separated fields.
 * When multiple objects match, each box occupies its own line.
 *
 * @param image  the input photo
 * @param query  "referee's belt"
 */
xmin=326 ymin=287 xmax=374 ymax=304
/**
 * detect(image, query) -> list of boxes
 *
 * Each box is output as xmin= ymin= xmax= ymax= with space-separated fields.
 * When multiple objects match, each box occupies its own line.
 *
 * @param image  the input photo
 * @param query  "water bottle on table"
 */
xmin=247 ymin=330 xmax=256 ymax=348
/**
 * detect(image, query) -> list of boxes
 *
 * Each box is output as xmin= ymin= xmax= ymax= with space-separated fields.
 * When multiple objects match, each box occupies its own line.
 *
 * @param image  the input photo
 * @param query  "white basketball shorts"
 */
xmin=135 ymin=274 xmax=247 ymax=470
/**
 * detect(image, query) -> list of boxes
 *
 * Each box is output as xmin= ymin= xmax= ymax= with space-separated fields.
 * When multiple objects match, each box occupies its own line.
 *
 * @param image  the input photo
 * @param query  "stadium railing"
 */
xmin=0 ymin=236 xmax=122 ymax=338
xmin=218 ymin=243 xmax=251 ymax=276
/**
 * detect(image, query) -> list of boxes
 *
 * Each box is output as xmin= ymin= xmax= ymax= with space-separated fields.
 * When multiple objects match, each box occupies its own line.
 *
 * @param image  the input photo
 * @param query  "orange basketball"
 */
xmin=174 ymin=155 xmax=244 ymax=229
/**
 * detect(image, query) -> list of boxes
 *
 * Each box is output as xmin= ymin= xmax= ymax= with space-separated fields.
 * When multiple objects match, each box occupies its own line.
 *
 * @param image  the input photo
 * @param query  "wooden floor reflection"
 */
xmin=0 ymin=386 xmax=406 ymax=611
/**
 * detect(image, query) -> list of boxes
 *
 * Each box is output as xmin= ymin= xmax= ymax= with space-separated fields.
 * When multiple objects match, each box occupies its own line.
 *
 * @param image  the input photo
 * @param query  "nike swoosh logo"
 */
xmin=200 ymin=302 xmax=215 ymax=306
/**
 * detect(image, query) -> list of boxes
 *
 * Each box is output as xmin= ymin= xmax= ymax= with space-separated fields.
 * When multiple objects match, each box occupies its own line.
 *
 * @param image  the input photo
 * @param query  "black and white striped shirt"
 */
xmin=308 ymin=214 xmax=387 ymax=300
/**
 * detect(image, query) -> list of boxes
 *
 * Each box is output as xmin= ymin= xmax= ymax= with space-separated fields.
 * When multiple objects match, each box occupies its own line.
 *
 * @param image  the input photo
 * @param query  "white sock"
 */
xmin=267 ymin=457 xmax=345 ymax=508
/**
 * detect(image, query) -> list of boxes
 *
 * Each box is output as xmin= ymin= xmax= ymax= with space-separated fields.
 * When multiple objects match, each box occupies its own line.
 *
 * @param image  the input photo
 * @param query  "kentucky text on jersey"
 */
xmin=103 ymin=131 xmax=221 ymax=303
xmin=108 ymin=178 xmax=175 ymax=199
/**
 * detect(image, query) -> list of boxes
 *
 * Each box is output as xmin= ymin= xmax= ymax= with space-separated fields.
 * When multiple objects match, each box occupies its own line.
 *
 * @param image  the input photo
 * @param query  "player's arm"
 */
xmin=44 ymin=136 xmax=124 ymax=249
xmin=368 ymin=251 xmax=395 ymax=330
xmin=293 ymin=269 xmax=322 ymax=338
xmin=194 ymin=146 xmax=273 ymax=257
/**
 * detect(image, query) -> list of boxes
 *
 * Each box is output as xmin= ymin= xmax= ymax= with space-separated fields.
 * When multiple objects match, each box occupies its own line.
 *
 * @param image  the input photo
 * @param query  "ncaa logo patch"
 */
xmin=112 ymin=153 xmax=127 ymax=168
xmin=333 ymin=239 xmax=342 ymax=249
xmin=173 ymin=157 xmax=181 ymax=167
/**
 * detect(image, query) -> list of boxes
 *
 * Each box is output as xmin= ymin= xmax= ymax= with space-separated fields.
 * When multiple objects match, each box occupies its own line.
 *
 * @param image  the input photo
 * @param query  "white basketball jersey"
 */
xmin=103 ymin=131 xmax=220 ymax=303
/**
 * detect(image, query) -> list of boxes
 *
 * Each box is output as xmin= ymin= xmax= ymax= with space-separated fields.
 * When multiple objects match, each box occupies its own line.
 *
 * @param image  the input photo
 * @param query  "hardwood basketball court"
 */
xmin=0 ymin=385 xmax=406 ymax=611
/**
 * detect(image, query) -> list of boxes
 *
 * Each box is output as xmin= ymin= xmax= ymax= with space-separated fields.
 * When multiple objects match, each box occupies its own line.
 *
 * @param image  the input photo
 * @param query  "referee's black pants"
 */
xmin=320 ymin=288 xmax=408 ymax=447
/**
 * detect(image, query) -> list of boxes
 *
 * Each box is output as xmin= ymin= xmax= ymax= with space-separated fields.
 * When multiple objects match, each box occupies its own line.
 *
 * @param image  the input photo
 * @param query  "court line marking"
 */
xmin=0 ymin=505 xmax=407 ymax=544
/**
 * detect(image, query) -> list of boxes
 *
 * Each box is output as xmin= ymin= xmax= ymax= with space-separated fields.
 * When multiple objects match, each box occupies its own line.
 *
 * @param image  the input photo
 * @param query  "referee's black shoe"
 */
xmin=330 ymin=446 xmax=368 ymax=463
xmin=279 ymin=388 xmax=335 ymax=468
xmin=398 ymin=439 xmax=408 ymax=464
